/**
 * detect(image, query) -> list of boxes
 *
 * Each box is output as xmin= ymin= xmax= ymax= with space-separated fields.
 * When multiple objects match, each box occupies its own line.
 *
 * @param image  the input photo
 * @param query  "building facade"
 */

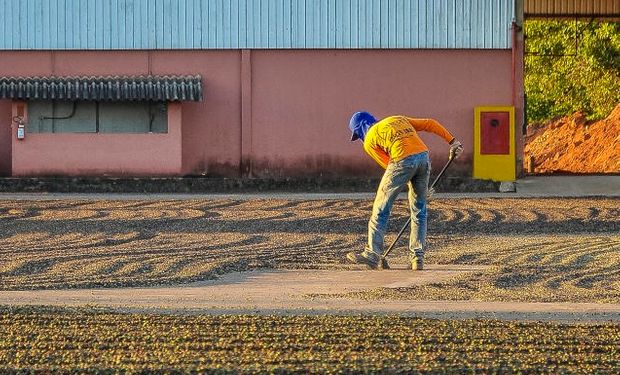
xmin=0 ymin=0 xmax=523 ymax=178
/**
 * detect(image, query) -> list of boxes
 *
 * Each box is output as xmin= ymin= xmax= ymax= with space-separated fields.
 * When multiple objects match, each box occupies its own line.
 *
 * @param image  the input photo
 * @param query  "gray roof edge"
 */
xmin=0 ymin=75 xmax=203 ymax=102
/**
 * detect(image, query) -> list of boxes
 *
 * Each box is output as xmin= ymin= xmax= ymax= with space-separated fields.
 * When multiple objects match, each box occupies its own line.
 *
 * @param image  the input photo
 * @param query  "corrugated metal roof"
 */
xmin=0 ymin=0 xmax=515 ymax=50
xmin=525 ymin=0 xmax=620 ymax=17
xmin=0 ymin=76 xmax=203 ymax=102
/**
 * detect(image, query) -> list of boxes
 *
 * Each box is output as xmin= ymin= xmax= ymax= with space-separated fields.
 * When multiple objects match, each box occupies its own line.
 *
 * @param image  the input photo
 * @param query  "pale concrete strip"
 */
xmin=515 ymin=175 xmax=620 ymax=197
xmin=0 ymin=192 xmax=513 ymax=200
xmin=1 ymin=265 xmax=483 ymax=306
xmin=1 ymin=175 xmax=619 ymax=200
xmin=2 ymin=266 xmax=619 ymax=322
xmin=0 ymin=192 xmax=378 ymax=201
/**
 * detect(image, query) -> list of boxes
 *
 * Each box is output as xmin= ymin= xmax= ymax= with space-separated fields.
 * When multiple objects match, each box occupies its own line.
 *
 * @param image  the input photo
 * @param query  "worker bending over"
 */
xmin=347 ymin=111 xmax=463 ymax=270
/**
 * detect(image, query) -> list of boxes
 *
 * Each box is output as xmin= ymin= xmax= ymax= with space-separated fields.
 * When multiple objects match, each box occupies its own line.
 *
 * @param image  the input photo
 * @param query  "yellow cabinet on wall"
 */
xmin=473 ymin=106 xmax=516 ymax=182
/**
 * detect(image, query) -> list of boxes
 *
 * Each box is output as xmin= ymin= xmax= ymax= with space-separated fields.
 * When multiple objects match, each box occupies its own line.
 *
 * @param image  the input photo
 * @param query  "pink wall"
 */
xmin=250 ymin=49 xmax=513 ymax=177
xmin=0 ymin=50 xmax=242 ymax=177
xmin=11 ymin=102 xmax=182 ymax=176
xmin=0 ymin=49 xmax=516 ymax=178
xmin=148 ymin=51 xmax=242 ymax=177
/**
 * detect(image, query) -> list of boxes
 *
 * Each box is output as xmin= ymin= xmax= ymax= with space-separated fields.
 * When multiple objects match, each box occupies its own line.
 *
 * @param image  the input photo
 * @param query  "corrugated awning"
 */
xmin=0 ymin=75 xmax=203 ymax=102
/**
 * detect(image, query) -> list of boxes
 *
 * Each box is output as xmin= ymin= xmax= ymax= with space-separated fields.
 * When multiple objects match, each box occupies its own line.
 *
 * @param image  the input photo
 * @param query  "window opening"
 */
xmin=40 ymin=101 xmax=78 ymax=133
xmin=28 ymin=101 xmax=168 ymax=134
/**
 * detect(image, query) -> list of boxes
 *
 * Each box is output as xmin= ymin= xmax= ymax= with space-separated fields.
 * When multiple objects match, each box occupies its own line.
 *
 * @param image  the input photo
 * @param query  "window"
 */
xmin=27 ymin=101 xmax=168 ymax=133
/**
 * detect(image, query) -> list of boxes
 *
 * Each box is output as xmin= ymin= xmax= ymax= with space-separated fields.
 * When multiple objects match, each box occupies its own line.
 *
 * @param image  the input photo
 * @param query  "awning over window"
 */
xmin=0 ymin=75 xmax=203 ymax=102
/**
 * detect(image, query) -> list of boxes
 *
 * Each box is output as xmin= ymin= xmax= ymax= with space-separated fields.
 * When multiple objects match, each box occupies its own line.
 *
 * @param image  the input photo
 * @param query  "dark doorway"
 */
xmin=0 ymin=101 xmax=12 ymax=176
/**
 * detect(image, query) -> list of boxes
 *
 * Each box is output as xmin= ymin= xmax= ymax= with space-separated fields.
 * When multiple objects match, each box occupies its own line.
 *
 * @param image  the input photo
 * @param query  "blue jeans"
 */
xmin=366 ymin=152 xmax=430 ymax=260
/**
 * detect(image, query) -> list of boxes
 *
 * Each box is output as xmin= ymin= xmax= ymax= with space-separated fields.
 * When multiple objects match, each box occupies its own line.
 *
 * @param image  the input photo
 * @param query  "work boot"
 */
xmin=410 ymin=256 xmax=424 ymax=271
xmin=380 ymin=257 xmax=390 ymax=270
xmin=346 ymin=251 xmax=379 ymax=270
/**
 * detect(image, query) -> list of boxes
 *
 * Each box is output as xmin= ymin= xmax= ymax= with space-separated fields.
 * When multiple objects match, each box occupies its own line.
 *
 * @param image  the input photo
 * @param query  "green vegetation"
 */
xmin=1 ymin=307 xmax=619 ymax=374
xmin=525 ymin=20 xmax=620 ymax=122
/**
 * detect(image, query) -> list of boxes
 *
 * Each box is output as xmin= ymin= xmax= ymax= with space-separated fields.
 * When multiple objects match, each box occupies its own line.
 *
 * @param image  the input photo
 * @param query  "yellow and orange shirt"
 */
xmin=363 ymin=116 xmax=455 ymax=169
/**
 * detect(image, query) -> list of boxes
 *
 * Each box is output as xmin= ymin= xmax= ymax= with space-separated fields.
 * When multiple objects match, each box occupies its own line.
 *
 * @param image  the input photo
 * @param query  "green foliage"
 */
xmin=525 ymin=20 xmax=620 ymax=122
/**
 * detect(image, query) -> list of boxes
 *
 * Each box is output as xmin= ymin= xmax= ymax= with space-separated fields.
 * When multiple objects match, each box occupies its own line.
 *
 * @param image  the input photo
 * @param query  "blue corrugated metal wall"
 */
xmin=0 ymin=0 xmax=514 ymax=50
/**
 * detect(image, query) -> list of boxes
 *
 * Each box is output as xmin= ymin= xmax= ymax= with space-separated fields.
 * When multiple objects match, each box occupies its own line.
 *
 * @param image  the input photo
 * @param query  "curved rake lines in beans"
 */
xmin=430 ymin=235 xmax=619 ymax=268
xmin=99 ymin=208 xmax=207 ymax=221
xmin=0 ymin=208 xmax=26 ymax=219
xmin=429 ymin=205 xmax=545 ymax=225
xmin=351 ymin=235 xmax=620 ymax=303
xmin=30 ymin=209 xmax=101 ymax=221
xmin=428 ymin=199 xmax=619 ymax=224
xmin=0 ymin=200 xmax=227 ymax=221
xmin=264 ymin=200 xmax=367 ymax=216
xmin=0 ymin=232 xmax=106 ymax=253
xmin=0 ymin=229 xmax=345 ymax=288
xmin=24 ymin=208 xmax=206 ymax=221
xmin=0 ymin=198 xmax=618 ymax=298
xmin=0 ymin=232 xmax=149 ymax=255
xmin=0 ymin=228 xmax=355 ymax=289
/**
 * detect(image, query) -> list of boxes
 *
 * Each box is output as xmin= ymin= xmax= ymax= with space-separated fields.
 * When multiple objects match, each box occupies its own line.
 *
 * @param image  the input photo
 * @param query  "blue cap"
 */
xmin=348 ymin=111 xmax=377 ymax=141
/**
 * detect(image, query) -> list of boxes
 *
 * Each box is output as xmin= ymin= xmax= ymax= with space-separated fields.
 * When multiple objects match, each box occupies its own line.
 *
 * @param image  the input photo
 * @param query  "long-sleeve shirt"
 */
xmin=363 ymin=116 xmax=455 ymax=169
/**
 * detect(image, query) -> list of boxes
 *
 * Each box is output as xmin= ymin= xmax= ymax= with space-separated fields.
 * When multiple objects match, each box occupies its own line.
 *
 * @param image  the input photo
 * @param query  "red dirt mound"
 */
xmin=524 ymin=104 xmax=620 ymax=174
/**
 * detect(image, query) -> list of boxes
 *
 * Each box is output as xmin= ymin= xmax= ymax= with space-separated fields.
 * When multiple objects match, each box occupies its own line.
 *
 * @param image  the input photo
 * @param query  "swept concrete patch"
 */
xmin=2 ymin=264 xmax=620 ymax=322
xmin=1 ymin=264 xmax=483 ymax=307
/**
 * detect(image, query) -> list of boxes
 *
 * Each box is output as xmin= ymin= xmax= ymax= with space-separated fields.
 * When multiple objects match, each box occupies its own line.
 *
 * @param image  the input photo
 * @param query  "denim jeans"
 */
xmin=365 ymin=151 xmax=430 ymax=260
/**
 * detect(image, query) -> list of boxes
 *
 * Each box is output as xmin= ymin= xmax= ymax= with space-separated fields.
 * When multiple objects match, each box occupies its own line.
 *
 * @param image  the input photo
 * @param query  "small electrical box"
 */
xmin=17 ymin=125 xmax=25 ymax=140
xmin=14 ymin=103 xmax=26 ymax=140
